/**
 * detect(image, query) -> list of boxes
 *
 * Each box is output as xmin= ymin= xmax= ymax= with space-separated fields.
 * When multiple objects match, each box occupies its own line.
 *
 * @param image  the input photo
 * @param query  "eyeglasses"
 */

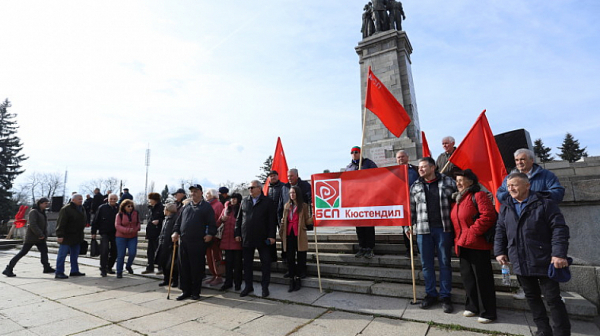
xmin=351 ymin=151 xmax=360 ymax=154
xmin=248 ymin=186 xmax=258 ymax=190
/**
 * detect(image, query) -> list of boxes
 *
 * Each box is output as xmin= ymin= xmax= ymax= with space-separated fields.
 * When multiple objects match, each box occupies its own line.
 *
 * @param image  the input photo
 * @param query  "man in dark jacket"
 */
xmin=143 ymin=192 xmax=165 ymax=274
xmin=346 ymin=146 xmax=378 ymax=259
xmin=118 ymin=188 xmax=134 ymax=205
xmin=91 ymin=194 xmax=119 ymax=277
xmin=91 ymin=188 xmax=104 ymax=221
xmin=266 ymin=170 xmax=286 ymax=262
xmin=171 ymin=184 xmax=216 ymax=301
xmin=396 ymin=150 xmax=419 ymax=258
xmin=3 ymin=198 xmax=55 ymax=277
xmin=235 ymin=180 xmax=277 ymax=298
xmin=55 ymin=194 xmax=87 ymax=279
xmin=495 ymin=173 xmax=570 ymax=336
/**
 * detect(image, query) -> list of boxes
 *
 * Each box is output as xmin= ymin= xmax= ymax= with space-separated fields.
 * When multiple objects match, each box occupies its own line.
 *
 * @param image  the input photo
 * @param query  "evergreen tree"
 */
xmin=533 ymin=138 xmax=554 ymax=163
xmin=0 ymin=99 xmax=28 ymax=221
xmin=256 ymin=155 xmax=273 ymax=184
xmin=161 ymin=184 xmax=170 ymax=202
xmin=557 ymin=133 xmax=588 ymax=163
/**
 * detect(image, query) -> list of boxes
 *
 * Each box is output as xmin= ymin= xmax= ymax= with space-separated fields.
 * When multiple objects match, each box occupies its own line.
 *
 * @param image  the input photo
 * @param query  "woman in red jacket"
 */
xmin=115 ymin=199 xmax=141 ymax=278
xmin=450 ymin=169 xmax=497 ymax=324
xmin=217 ymin=193 xmax=243 ymax=291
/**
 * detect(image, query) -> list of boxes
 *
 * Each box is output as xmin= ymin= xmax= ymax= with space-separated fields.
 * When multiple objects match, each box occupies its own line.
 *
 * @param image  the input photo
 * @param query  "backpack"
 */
xmin=471 ymin=192 xmax=497 ymax=244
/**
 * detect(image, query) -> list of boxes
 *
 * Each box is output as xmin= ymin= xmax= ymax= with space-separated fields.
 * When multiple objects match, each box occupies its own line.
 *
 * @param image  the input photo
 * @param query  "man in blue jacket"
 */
xmin=495 ymin=173 xmax=570 ymax=336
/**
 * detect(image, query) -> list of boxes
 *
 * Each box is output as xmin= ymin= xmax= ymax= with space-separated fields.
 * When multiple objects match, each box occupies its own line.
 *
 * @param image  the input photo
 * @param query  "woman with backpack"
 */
xmin=450 ymin=169 xmax=497 ymax=324
xmin=115 ymin=199 xmax=141 ymax=278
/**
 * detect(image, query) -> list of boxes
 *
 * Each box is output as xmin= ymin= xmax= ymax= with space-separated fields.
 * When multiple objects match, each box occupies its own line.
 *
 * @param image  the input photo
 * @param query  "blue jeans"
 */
xmin=116 ymin=237 xmax=138 ymax=274
xmin=55 ymin=244 xmax=81 ymax=275
xmin=417 ymin=227 xmax=453 ymax=298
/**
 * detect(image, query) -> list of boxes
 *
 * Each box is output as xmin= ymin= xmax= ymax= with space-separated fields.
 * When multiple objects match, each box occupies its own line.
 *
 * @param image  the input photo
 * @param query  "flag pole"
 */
xmin=409 ymin=228 xmax=417 ymax=303
xmin=313 ymin=225 xmax=323 ymax=293
xmin=359 ymin=106 xmax=367 ymax=170
xmin=440 ymin=160 xmax=451 ymax=174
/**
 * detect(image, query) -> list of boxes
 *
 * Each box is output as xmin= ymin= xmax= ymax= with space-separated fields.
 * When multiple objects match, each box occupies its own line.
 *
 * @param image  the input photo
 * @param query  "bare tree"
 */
xmin=79 ymin=177 xmax=123 ymax=195
xmin=40 ymin=172 xmax=63 ymax=199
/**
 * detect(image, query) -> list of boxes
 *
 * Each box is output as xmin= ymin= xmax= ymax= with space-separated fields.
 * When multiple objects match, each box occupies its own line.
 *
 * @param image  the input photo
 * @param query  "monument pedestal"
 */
xmin=355 ymin=30 xmax=421 ymax=166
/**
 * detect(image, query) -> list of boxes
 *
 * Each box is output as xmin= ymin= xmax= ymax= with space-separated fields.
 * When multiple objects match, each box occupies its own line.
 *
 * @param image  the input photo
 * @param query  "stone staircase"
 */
xmin=32 ymin=226 xmax=598 ymax=320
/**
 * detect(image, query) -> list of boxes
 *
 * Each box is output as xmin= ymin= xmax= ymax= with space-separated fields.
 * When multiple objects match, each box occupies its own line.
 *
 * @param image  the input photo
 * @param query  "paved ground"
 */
xmin=1 ymin=251 xmax=599 ymax=336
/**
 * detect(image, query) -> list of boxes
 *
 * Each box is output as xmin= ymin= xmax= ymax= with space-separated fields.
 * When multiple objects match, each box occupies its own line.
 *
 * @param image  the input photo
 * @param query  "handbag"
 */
xmin=215 ymin=223 xmax=225 ymax=240
xmin=79 ymin=240 xmax=89 ymax=255
xmin=90 ymin=238 xmax=100 ymax=257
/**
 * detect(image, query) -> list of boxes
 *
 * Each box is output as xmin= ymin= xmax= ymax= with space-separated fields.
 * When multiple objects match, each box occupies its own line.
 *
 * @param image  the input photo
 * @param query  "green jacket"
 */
xmin=25 ymin=207 xmax=48 ymax=244
xmin=56 ymin=202 xmax=87 ymax=246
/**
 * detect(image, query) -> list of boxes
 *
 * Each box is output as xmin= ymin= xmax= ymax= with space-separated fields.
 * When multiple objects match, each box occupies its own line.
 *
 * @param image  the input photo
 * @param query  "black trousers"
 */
xmin=242 ymin=245 xmax=271 ymax=291
xmin=100 ymin=234 xmax=117 ymax=272
xmin=162 ymin=244 xmax=178 ymax=284
xmin=178 ymin=239 xmax=207 ymax=296
xmin=146 ymin=237 xmax=159 ymax=270
xmin=8 ymin=241 xmax=50 ymax=269
xmin=286 ymin=233 xmax=307 ymax=278
xmin=518 ymin=275 xmax=571 ymax=336
xmin=224 ymin=249 xmax=243 ymax=288
xmin=458 ymin=247 xmax=497 ymax=320
xmin=356 ymin=226 xmax=375 ymax=249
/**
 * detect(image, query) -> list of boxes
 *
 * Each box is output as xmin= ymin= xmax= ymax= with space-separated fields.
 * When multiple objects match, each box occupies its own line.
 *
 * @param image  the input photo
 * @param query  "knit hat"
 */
xmin=548 ymin=257 xmax=573 ymax=283
xmin=351 ymin=146 xmax=361 ymax=153
xmin=218 ymin=187 xmax=229 ymax=194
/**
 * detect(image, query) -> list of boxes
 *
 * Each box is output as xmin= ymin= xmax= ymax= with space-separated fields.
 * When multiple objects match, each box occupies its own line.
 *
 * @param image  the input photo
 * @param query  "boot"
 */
xmin=3 ymin=266 xmax=16 ymax=277
xmin=293 ymin=277 xmax=301 ymax=291
xmin=288 ymin=278 xmax=295 ymax=293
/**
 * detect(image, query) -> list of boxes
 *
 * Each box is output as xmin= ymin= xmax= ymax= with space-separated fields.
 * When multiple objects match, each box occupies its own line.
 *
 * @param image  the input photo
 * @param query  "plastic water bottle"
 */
xmin=501 ymin=264 xmax=511 ymax=286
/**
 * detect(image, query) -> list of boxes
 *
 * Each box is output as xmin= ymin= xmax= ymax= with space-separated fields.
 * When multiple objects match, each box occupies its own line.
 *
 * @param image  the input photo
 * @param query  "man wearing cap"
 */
xmin=3 ymin=198 xmax=55 ymax=277
xmin=495 ymin=173 xmax=570 ymax=336
xmin=172 ymin=188 xmax=187 ymax=213
xmin=171 ymin=184 xmax=217 ymax=300
xmin=218 ymin=187 xmax=231 ymax=205
xmin=118 ymin=188 xmax=134 ymax=205
xmin=91 ymin=194 xmax=119 ymax=277
xmin=346 ymin=146 xmax=378 ymax=259
xmin=55 ymin=194 xmax=87 ymax=279
xmin=235 ymin=180 xmax=277 ymax=298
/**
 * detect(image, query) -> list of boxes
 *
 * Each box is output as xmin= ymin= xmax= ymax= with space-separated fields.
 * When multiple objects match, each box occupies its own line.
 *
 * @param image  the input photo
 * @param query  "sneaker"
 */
xmin=441 ymin=297 xmax=454 ymax=313
xmin=55 ymin=273 xmax=69 ymax=279
xmin=477 ymin=317 xmax=494 ymax=324
xmin=364 ymin=248 xmax=374 ymax=259
xmin=513 ymin=287 xmax=526 ymax=300
xmin=355 ymin=248 xmax=366 ymax=258
xmin=463 ymin=310 xmax=477 ymax=317
xmin=420 ymin=295 xmax=437 ymax=309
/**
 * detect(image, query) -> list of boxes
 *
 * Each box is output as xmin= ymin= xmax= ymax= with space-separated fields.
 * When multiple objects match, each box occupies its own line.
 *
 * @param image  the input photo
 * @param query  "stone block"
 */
xmin=561 ymin=205 xmax=600 ymax=266
xmin=312 ymin=292 xmax=407 ymax=318
xmin=561 ymin=266 xmax=600 ymax=306
xmin=290 ymin=310 xmax=372 ymax=336
xmin=360 ymin=317 xmax=428 ymax=336
xmin=545 ymin=161 xmax=572 ymax=169
xmin=574 ymin=166 xmax=600 ymax=176
xmin=571 ymin=179 xmax=600 ymax=202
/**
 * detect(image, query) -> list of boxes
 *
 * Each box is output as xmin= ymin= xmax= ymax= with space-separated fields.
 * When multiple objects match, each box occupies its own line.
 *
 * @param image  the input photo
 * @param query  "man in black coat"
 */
xmin=143 ymin=193 xmax=165 ymax=274
xmin=495 ymin=173 xmax=570 ymax=336
xmin=266 ymin=170 xmax=286 ymax=261
xmin=55 ymin=194 xmax=87 ymax=279
xmin=235 ymin=180 xmax=277 ymax=298
xmin=90 ymin=188 xmax=104 ymax=221
xmin=171 ymin=184 xmax=216 ymax=301
xmin=91 ymin=194 xmax=119 ymax=277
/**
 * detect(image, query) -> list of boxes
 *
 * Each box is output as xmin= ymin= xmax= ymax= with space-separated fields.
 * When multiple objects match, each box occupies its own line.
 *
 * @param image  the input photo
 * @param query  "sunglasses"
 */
xmin=248 ymin=186 xmax=259 ymax=190
xmin=351 ymin=151 xmax=360 ymax=154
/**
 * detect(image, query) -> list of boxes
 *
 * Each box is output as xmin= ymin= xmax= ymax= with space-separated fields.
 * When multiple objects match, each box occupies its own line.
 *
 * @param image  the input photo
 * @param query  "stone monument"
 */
xmin=355 ymin=28 xmax=421 ymax=167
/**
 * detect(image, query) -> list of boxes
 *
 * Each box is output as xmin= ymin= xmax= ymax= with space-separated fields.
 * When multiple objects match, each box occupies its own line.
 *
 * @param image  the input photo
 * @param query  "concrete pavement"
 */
xmin=1 ymin=251 xmax=599 ymax=336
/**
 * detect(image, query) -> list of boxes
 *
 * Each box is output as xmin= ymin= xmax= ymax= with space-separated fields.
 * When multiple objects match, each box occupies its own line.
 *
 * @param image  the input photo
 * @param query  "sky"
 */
xmin=1 ymin=0 xmax=599 ymax=199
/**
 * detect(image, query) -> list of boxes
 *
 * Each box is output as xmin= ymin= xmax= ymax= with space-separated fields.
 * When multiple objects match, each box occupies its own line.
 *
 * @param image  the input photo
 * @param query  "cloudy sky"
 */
xmin=2 ymin=0 xmax=599 ymax=198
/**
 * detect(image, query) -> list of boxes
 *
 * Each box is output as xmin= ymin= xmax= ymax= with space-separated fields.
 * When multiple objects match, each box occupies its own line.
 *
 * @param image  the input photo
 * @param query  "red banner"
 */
xmin=311 ymin=166 xmax=411 ymax=227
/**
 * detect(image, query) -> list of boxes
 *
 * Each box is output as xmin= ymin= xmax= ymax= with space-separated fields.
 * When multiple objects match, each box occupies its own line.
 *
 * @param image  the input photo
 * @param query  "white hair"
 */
xmin=442 ymin=136 xmax=455 ymax=143
xmin=205 ymin=188 xmax=219 ymax=200
xmin=250 ymin=180 xmax=262 ymax=188
xmin=514 ymin=148 xmax=535 ymax=160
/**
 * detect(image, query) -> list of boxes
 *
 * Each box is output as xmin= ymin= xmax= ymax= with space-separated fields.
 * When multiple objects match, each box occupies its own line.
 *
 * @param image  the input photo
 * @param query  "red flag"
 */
xmin=421 ymin=131 xmax=431 ymax=158
xmin=365 ymin=67 xmax=411 ymax=137
xmin=311 ymin=166 xmax=411 ymax=227
xmin=263 ymin=137 xmax=289 ymax=196
xmin=448 ymin=110 xmax=507 ymax=211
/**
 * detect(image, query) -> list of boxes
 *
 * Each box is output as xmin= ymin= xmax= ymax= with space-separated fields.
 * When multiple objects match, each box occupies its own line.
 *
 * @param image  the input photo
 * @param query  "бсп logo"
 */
xmin=314 ymin=179 xmax=341 ymax=209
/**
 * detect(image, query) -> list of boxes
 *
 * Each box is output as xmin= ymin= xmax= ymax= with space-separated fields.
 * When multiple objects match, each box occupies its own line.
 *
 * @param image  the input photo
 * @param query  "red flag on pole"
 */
xmin=263 ymin=137 xmax=289 ymax=196
xmin=365 ymin=67 xmax=411 ymax=138
xmin=421 ymin=131 xmax=431 ymax=158
xmin=448 ymin=110 xmax=507 ymax=211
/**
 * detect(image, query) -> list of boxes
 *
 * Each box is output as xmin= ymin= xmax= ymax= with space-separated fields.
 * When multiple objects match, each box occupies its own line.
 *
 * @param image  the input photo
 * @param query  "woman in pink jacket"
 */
xmin=218 ymin=193 xmax=243 ymax=291
xmin=115 ymin=199 xmax=141 ymax=278
xmin=450 ymin=169 xmax=497 ymax=323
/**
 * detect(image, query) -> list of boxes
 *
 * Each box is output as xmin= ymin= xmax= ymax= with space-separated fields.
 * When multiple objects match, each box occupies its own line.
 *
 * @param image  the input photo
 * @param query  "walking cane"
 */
xmin=167 ymin=242 xmax=177 ymax=300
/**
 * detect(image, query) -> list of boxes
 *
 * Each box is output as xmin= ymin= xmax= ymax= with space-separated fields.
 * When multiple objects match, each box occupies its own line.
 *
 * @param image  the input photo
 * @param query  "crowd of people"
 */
xmin=2 ymin=138 xmax=572 ymax=336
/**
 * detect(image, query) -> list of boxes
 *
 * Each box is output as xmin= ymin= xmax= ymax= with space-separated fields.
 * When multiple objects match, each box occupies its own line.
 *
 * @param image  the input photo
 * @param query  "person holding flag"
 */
xmin=396 ymin=150 xmax=418 ymax=258
xmin=346 ymin=146 xmax=378 ymax=259
xmin=436 ymin=136 xmax=461 ymax=179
